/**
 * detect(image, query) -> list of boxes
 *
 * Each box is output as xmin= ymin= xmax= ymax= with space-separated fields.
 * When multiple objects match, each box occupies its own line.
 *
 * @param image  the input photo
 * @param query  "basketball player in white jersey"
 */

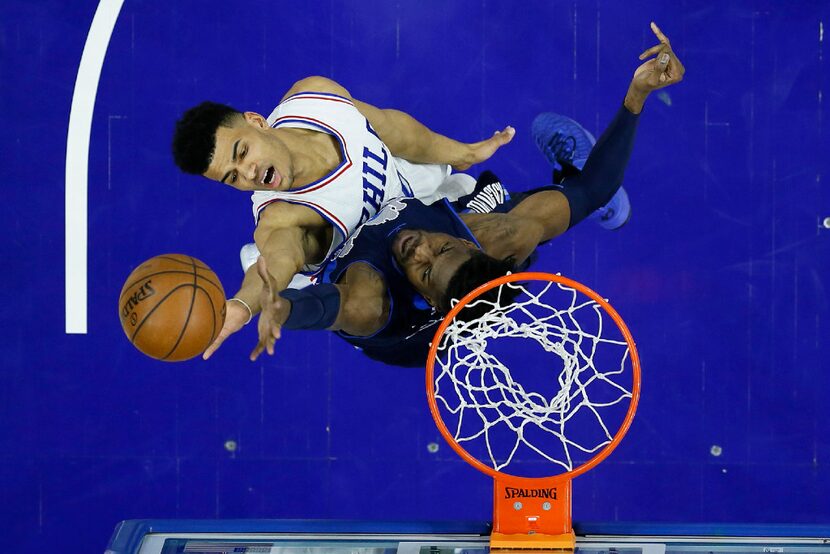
xmin=172 ymin=76 xmax=515 ymax=357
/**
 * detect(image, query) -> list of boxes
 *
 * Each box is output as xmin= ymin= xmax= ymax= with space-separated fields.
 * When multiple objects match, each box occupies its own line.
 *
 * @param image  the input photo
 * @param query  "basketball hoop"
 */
xmin=426 ymin=272 xmax=641 ymax=551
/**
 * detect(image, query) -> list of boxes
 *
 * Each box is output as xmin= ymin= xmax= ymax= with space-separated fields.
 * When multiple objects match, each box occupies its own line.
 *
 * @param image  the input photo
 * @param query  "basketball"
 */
xmin=119 ymin=254 xmax=226 ymax=361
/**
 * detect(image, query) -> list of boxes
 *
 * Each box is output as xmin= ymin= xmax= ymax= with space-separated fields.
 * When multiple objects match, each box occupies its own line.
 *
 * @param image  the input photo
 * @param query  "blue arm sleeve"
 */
xmin=557 ymin=103 xmax=641 ymax=228
xmin=279 ymin=284 xmax=341 ymax=330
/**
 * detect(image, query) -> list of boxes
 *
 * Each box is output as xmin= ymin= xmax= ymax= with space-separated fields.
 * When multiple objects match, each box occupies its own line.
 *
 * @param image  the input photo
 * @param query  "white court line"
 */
xmin=65 ymin=0 xmax=124 ymax=334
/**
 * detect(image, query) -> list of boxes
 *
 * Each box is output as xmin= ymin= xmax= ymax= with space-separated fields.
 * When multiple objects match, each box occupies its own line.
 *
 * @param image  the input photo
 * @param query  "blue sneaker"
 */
xmin=532 ymin=112 xmax=596 ymax=168
xmin=531 ymin=112 xmax=631 ymax=230
xmin=592 ymin=185 xmax=631 ymax=230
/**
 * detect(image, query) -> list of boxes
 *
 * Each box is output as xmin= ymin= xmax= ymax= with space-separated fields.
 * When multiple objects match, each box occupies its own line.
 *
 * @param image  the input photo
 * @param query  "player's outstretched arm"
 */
xmin=250 ymin=226 xmax=307 ymax=359
xmin=283 ymin=75 xmax=514 ymax=170
xmin=552 ymin=22 xmax=684 ymax=229
xmin=202 ymin=264 xmax=261 ymax=360
xmin=253 ymin=226 xmax=307 ymax=297
xmin=473 ymin=23 xmax=685 ymax=263
xmin=250 ymin=261 xmax=389 ymax=361
xmin=467 ymin=193 xmax=570 ymax=267
xmin=354 ymin=105 xmax=515 ymax=171
xmin=253 ymin=201 xmax=326 ymax=293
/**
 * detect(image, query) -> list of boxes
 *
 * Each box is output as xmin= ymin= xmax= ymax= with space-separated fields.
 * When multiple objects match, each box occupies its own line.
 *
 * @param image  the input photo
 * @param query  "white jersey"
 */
xmin=250 ymin=91 xmax=474 ymax=285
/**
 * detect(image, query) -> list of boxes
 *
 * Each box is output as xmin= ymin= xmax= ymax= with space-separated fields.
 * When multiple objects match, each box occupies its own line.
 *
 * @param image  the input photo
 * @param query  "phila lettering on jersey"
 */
xmin=250 ymin=91 xmax=473 ymax=282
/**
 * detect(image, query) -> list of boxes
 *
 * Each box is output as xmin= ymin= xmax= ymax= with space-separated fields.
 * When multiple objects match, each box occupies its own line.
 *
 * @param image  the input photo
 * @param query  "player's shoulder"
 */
xmin=341 ymin=261 xmax=387 ymax=291
xmin=280 ymin=76 xmax=354 ymax=103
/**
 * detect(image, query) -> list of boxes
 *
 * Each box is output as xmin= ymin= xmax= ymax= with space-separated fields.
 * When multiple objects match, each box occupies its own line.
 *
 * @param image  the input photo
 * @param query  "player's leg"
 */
xmin=532 ymin=112 xmax=631 ymax=230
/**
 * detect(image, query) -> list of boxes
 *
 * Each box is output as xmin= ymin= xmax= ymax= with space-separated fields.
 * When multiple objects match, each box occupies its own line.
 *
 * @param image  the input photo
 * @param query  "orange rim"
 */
xmin=426 ymin=271 xmax=641 ymax=484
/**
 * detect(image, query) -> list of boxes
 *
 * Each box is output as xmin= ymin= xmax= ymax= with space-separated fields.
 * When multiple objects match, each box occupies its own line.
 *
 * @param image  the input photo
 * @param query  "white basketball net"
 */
xmin=433 ymin=278 xmax=634 ymax=475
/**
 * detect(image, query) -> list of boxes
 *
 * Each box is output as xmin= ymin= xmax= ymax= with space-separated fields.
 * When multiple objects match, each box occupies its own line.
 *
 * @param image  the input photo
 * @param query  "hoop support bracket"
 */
xmin=491 ymin=477 xmax=575 ymax=551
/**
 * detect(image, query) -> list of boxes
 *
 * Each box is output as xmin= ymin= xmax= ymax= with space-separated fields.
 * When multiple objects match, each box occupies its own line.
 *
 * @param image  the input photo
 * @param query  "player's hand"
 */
xmin=202 ymin=299 xmax=251 ymax=360
xmin=630 ymin=22 xmax=685 ymax=95
xmin=453 ymin=126 xmax=515 ymax=171
xmin=250 ymin=257 xmax=291 ymax=361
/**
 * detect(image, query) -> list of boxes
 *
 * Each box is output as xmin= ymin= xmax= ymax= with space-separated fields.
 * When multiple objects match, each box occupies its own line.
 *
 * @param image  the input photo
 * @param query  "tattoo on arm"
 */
xmin=468 ymin=208 xmax=552 ymax=264
xmin=466 ymin=214 xmax=521 ymax=260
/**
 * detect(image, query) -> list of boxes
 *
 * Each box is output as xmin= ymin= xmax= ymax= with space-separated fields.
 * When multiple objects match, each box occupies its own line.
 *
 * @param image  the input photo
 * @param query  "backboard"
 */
xmin=106 ymin=520 xmax=830 ymax=554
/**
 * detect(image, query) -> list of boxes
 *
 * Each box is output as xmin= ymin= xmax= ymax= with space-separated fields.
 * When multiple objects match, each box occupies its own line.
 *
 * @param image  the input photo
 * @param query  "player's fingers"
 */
xmin=648 ymin=22 xmax=683 ymax=79
xmin=657 ymin=50 xmax=671 ymax=71
xmin=648 ymin=46 xmax=671 ymax=81
xmin=203 ymin=329 xmax=230 ymax=360
xmin=496 ymin=126 xmax=515 ymax=142
xmin=202 ymin=339 xmax=221 ymax=360
xmin=638 ymin=43 xmax=663 ymax=60
xmin=659 ymin=48 xmax=686 ymax=84
xmin=250 ymin=342 xmax=263 ymax=361
xmin=671 ymin=50 xmax=686 ymax=77
xmin=250 ymin=335 xmax=273 ymax=360
xmin=650 ymin=21 xmax=671 ymax=46
xmin=479 ymin=127 xmax=513 ymax=151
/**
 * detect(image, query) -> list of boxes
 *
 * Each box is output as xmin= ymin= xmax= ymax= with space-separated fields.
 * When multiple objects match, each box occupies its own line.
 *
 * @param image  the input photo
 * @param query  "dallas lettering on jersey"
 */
xmin=360 ymin=121 xmax=389 ymax=225
xmin=503 ymin=487 xmax=558 ymax=500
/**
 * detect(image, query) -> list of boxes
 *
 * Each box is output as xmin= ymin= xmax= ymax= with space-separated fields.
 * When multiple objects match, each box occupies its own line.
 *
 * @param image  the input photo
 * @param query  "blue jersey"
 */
xmin=325 ymin=197 xmax=479 ymax=367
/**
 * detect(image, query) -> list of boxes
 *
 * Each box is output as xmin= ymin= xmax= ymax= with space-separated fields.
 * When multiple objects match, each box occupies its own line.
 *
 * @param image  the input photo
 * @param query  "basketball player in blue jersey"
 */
xmin=250 ymin=22 xmax=685 ymax=366
xmin=173 ymin=76 xmax=516 ymax=358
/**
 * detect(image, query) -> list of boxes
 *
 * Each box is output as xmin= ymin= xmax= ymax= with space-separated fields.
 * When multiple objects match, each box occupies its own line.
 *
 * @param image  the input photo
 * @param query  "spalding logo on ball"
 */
xmin=119 ymin=254 xmax=226 ymax=361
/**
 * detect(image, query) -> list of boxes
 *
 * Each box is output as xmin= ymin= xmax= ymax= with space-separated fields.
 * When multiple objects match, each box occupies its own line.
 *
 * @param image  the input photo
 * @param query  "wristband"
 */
xmin=279 ymin=284 xmax=341 ymax=330
xmin=228 ymin=297 xmax=253 ymax=325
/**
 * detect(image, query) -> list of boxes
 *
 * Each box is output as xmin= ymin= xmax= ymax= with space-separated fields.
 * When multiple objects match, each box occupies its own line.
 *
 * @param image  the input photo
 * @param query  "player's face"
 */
xmin=392 ymin=229 xmax=478 ymax=308
xmin=204 ymin=113 xmax=294 ymax=192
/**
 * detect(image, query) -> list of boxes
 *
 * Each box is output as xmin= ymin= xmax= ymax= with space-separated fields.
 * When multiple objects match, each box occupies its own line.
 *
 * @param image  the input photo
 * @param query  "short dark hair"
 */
xmin=441 ymin=251 xmax=519 ymax=321
xmin=172 ymin=101 xmax=242 ymax=175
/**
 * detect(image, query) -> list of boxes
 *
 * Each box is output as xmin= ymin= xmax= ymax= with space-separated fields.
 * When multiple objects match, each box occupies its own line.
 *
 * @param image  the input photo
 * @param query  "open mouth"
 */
xmin=261 ymin=166 xmax=277 ymax=187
